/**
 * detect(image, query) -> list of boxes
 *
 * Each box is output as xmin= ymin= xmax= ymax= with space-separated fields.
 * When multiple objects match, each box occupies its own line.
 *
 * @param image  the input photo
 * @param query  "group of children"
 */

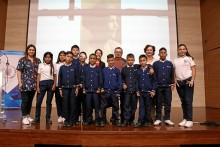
xmin=25 ymin=44 xmax=195 ymax=128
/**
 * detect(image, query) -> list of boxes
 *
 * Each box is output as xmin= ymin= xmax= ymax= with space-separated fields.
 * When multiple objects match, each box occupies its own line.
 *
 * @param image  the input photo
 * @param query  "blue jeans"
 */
xmin=138 ymin=92 xmax=152 ymax=123
xmin=156 ymin=87 xmax=172 ymax=120
xmin=55 ymin=87 xmax=63 ymax=117
xmin=35 ymin=80 xmax=54 ymax=119
xmin=176 ymin=78 xmax=194 ymax=121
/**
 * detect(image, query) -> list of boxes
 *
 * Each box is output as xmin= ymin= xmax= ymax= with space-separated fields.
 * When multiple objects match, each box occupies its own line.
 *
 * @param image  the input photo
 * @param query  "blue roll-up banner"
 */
xmin=0 ymin=51 xmax=25 ymax=108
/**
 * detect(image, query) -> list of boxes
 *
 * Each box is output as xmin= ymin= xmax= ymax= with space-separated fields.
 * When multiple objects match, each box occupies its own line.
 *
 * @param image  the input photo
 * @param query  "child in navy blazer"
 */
xmin=153 ymin=47 xmax=175 ymax=126
xmin=100 ymin=54 xmax=122 ymax=127
xmin=135 ymin=55 xmax=157 ymax=128
xmin=83 ymin=54 xmax=102 ymax=126
xmin=121 ymin=53 xmax=138 ymax=127
xmin=58 ymin=51 xmax=79 ymax=127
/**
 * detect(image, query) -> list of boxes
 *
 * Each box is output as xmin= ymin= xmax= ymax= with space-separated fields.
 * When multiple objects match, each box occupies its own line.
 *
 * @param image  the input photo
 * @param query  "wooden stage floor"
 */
xmin=0 ymin=107 xmax=220 ymax=147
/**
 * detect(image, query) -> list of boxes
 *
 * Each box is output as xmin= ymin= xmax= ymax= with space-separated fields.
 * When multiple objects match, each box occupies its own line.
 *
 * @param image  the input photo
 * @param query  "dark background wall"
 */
xmin=0 ymin=0 xmax=8 ymax=50
xmin=200 ymin=0 xmax=220 ymax=108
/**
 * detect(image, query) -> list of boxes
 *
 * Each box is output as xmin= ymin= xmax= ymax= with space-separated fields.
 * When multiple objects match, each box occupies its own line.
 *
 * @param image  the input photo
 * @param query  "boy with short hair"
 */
xmin=153 ymin=47 xmax=174 ymax=126
xmin=135 ymin=54 xmax=157 ymax=128
xmin=121 ymin=53 xmax=138 ymax=127
xmin=58 ymin=51 xmax=79 ymax=127
xmin=71 ymin=45 xmax=80 ymax=67
xmin=82 ymin=54 xmax=102 ymax=126
xmin=100 ymin=54 xmax=122 ymax=127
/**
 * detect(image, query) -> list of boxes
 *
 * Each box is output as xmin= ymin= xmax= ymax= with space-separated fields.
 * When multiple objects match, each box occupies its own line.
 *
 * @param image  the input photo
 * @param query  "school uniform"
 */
xmin=100 ymin=66 xmax=122 ymax=125
xmin=153 ymin=60 xmax=174 ymax=121
xmin=77 ymin=63 xmax=88 ymax=123
xmin=58 ymin=63 xmax=79 ymax=125
xmin=72 ymin=58 xmax=80 ymax=68
xmin=173 ymin=56 xmax=195 ymax=121
xmin=35 ymin=63 xmax=55 ymax=120
xmin=54 ymin=62 xmax=65 ymax=119
xmin=148 ymin=58 xmax=158 ymax=122
xmin=83 ymin=65 xmax=102 ymax=124
xmin=121 ymin=64 xmax=139 ymax=125
xmin=136 ymin=65 xmax=157 ymax=125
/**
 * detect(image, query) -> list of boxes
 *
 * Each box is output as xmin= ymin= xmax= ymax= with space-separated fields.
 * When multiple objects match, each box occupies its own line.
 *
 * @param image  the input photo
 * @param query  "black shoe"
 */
xmin=110 ymin=116 xmax=115 ymax=123
xmin=144 ymin=122 xmax=149 ymax=127
xmin=113 ymin=120 xmax=120 ymax=127
xmin=83 ymin=122 xmax=89 ymax=126
xmin=95 ymin=120 xmax=100 ymax=127
xmin=129 ymin=121 xmax=135 ymax=126
xmin=63 ymin=122 xmax=68 ymax=127
xmin=46 ymin=118 xmax=52 ymax=124
xmin=67 ymin=122 xmax=73 ymax=127
xmin=121 ymin=121 xmax=129 ymax=127
xmin=31 ymin=118 xmax=40 ymax=124
xmin=100 ymin=120 xmax=105 ymax=127
xmin=134 ymin=122 xmax=143 ymax=128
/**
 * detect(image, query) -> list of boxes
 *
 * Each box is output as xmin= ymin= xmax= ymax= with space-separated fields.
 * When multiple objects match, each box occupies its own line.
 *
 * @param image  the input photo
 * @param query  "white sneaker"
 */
xmin=184 ymin=121 xmax=193 ymax=128
xmin=179 ymin=119 xmax=187 ymax=127
xmin=22 ymin=117 xmax=30 ymax=125
xmin=164 ymin=120 xmax=174 ymax=126
xmin=62 ymin=118 xmax=65 ymax=123
xmin=27 ymin=117 xmax=33 ymax=122
xmin=58 ymin=116 xmax=63 ymax=123
xmin=154 ymin=120 xmax=161 ymax=126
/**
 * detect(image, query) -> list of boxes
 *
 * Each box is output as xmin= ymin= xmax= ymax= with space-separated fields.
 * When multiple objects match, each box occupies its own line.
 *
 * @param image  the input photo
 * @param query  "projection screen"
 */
xmin=27 ymin=0 xmax=178 ymax=63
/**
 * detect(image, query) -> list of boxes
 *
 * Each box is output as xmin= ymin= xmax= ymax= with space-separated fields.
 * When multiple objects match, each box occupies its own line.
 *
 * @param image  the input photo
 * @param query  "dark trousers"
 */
xmin=85 ymin=92 xmax=100 ymax=122
xmin=123 ymin=92 xmax=137 ymax=122
xmin=55 ymin=87 xmax=63 ymax=117
xmin=76 ymin=89 xmax=86 ymax=122
xmin=138 ymin=92 xmax=152 ymax=123
xmin=156 ymin=87 xmax=172 ymax=120
xmin=62 ymin=88 xmax=77 ymax=123
xmin=35 ymin=80 xmax=54 ymax=119
xmin=176 ymin=79 xmax=194 ymax=121
xmin=21 ymin=90 xmax=35 ymax=117
xmin=101 ymin=93 xmax=119 ymax=120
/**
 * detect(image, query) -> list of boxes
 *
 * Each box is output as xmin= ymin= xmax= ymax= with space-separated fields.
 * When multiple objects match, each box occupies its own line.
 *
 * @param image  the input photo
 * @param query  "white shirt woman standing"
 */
xmin=173 ymin=44 xmax=196 ymax=128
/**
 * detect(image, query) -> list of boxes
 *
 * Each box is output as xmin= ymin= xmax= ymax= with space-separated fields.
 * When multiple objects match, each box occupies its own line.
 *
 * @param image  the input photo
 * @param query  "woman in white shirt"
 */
xmin=173 ymin=44 xmax=196 ymax=128
xmin=32 ymin=52 xmax=56 ymax=124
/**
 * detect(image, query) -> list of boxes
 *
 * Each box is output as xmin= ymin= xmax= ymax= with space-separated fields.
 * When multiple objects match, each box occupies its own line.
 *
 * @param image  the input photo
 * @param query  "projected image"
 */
xmin=28 ymin=0 xmax=177 ymax=63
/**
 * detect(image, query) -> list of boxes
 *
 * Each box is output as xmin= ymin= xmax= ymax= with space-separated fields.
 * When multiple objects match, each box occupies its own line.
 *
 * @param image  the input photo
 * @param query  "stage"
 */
xmin=0 ymin=107 xmax=220 ymax=147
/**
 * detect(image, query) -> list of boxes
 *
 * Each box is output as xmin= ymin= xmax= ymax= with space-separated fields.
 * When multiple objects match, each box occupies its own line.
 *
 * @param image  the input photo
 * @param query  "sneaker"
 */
xmin=94 ymin=120 xmax=100 ymax=127
xmin=179 ymin=119 xmax=187 ymax=127
xmin=27 ymin=117 xmax=33 ymax=123
xmin=154 ymin=120 xmax=161 ymax=126
xmin=58 ymin=116 xmax=63 ymax=123
xmin=184 ymin=121 xmax=193 ymax=128
xmin=22 ymin=117 xmax=30 ymax=125
xmin=100 ymin=120 xmax=105 ymax=127
xmin=164 ymin=120 xmax=174 ymax=126
xmin=83 ymin=122 xmax=89 ymax=126
xmin=63 ymin=118 xmax=65 ymax=123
